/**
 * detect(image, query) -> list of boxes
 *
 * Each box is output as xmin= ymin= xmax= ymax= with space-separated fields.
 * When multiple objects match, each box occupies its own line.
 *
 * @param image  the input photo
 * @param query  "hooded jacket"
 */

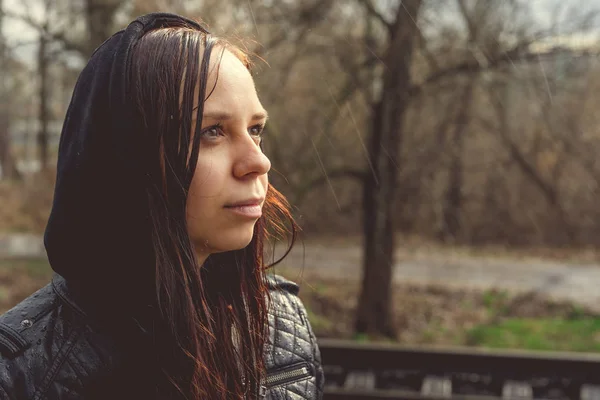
xmin=0 ymin=13 xmax=323 ymax=400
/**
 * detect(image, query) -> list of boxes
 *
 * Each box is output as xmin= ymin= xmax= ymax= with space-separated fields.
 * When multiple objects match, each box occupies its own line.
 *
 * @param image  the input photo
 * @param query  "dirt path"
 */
xmin=275 ymin=243 xmax=600 ymax=312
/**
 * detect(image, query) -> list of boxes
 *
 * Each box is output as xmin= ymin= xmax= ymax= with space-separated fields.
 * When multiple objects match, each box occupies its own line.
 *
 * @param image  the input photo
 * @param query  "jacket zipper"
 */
xmin=259 ymin=363 xmax=312 ymax=397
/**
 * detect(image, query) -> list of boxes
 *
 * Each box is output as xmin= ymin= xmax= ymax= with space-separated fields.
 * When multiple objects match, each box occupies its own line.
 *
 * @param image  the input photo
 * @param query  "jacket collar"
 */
xmin=51 ymin=273 xmax=154 ymax=339
xmin=51 ymin=273 xmax=88 ymax=318
xmin=52 ymin=272 xmax=299 ymax=338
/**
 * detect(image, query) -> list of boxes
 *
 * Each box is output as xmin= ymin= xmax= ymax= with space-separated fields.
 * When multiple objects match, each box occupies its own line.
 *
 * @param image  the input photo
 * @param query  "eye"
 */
xmin=249 ymin=124 xmax=265 ymax=138
xmin=200 ymin=124 xmax=224 ymax=140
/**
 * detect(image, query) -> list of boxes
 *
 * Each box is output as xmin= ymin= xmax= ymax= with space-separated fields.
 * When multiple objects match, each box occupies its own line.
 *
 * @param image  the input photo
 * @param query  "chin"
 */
xmin=211 ymin=231 xmax=256 ymax=253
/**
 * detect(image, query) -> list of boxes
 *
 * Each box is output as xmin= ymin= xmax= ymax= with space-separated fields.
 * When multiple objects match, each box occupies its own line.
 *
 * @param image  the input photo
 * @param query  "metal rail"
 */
xmin=318 ymin=339 xmax=600 ymax=400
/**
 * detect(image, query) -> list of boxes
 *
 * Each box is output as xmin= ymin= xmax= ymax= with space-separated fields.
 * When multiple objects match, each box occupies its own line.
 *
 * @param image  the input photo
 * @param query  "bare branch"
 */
xmin=477 ymin=103 xmax=558 ymax=207
xmin=295 ymin=167 xmax=366 ymax=206
xmin=456 ymin=0 xmax=476 ymax=40
xmin=410 ymin=40 xmax=537 ymax=97
xmin=415 ymin=27 xmax=439 ymax=72
xmin=0 ymin=9 xmax=86 ymax=54
xmin=361 ymin=0 xmax=393 ymax=37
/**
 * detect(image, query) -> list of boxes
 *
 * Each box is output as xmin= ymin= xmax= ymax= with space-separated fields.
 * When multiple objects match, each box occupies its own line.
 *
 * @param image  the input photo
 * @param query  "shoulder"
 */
xmin=264 ymin=273 xmax=325 ymax=398
xmin=0 ymin=282 xmax=60 ymax=398
xmin=0 ymin=277 xmax=122 ymax=400
xmin=266 ymin=273 xmax=300 ymax=295
xmin=264 ymin=273 xmax=315 ymax=347
xmin=265 ymin=273 xmax=305 ymax=317
xmin=0 ymin=282 xmax=59 ymax=359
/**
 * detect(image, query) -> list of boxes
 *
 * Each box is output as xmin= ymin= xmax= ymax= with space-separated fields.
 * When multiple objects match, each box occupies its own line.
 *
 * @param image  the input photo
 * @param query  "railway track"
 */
xmin=318 ymin=339 xmax=600 ymax=400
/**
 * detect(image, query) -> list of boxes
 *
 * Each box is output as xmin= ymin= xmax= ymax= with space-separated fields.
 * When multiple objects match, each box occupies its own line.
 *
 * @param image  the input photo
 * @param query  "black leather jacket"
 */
xmin=0 ymin=274 xmax=324 ymax=399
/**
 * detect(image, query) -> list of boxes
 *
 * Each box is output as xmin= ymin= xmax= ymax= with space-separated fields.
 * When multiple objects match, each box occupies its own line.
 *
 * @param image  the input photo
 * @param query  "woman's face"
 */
xmin=185 ymin=48 xmax=271 ymax=259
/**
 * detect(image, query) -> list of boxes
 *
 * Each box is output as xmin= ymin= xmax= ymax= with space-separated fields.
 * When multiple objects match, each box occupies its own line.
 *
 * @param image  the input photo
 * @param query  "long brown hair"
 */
xmin=129 ymin=22 xmax=296 ymax=399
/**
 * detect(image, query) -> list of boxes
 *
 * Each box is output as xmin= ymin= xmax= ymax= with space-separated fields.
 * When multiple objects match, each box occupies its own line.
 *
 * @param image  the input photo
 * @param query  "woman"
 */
xmin=0 ymin=12 xmax=324 ymax=400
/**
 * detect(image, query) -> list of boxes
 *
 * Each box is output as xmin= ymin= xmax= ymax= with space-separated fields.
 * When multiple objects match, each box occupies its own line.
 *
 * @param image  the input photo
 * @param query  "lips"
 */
xmin=224 ymin=198 xmax=264 ymax=208
xmin=224 ymin=198 xmax=265 ymax=218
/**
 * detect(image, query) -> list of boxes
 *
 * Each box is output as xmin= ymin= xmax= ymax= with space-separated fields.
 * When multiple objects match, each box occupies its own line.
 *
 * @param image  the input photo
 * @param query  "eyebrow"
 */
xmin=201 ymin=111 xmax=269 ymax=121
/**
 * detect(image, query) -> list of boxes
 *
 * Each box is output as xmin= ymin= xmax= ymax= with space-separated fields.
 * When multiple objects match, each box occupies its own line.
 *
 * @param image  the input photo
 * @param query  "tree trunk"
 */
xmin=38 ymin=30 xmax=50 ymax=171
xmin=85 ymin=0 xmax=123 ymax=57
xmin=0 ymin=0 xmax=19 ymax=180
xmin=355 ymin=0 xmax=423 ymax=338
xmin=439 ymin=78 xmax=477 ymax=242
xmin=0 ymin=111 xmax=17 ymax=180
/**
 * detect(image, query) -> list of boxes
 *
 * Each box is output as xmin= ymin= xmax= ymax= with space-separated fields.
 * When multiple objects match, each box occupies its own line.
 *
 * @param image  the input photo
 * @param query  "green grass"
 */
xmin=0 ymin=257 xmax=53 ymax=279
xmin=482 ymin=289 xmax=510 ymax=314
xmin=466 ymin=317 xmax=600 ymax=352
xmin=305 ymin=307 xmax=334 ymax=333
xmin=353 ymin=333 xmax=370 ymax=342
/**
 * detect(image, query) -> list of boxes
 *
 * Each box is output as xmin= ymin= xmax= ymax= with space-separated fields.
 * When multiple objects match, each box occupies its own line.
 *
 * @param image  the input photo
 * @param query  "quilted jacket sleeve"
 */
xmin=265 ymin=274 xmax=325 ymax=400
xmin=291 ymin=290 xmax=325 ymax=397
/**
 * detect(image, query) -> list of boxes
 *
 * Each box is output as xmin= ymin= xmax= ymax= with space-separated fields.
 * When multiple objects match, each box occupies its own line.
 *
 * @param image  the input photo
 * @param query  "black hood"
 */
xmin=44 ymin=13 xmax=206 ymax=314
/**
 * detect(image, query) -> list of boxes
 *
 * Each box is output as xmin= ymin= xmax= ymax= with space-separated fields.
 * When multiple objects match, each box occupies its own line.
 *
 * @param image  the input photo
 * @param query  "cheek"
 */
xmin=186 ymin=156 xmax=227 ymax=216
xmin=193 ymin=151 xmax=228 ymax=190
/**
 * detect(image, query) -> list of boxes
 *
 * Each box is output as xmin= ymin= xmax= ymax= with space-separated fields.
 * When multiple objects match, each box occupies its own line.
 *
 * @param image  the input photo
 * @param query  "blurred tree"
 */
xmin=85 ymin=0 xmax=123 ymax=56
xmin=437 ymin=0 xmax=490 ymax=242
xmin=354 ymin=0 xmax=600 ymax=336
xmin=0 ymin=0 xmax=20 ymax=180
xmin=0 ymin=0 xmax=124 ymax=172
xmin=37 ymin=0 xmax=51 ymax=171
xmin=356 ymin=0 xmax=424 ymax=338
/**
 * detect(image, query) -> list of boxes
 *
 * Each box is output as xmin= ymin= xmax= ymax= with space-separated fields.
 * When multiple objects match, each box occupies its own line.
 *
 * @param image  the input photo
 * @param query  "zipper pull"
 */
xmin=259 ymin=385 xmax=267 ymax=398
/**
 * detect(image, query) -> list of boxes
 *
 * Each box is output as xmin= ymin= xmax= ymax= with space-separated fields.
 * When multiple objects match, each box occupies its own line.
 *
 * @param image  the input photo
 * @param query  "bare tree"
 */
xmin=0 ymin=0 xmax=20 ymax=180
xmin=85 ymin=0 xmax=123 ymax=56
xmin=0 ymin=0 xmax=125 ymax=173
xmin=352 ymin=0 xmax=600 ymax=336
xmin=438 ymin=0 xmax=491 ymax=241
xmin=37 ymin=26 xmax=50 ymax=171
xmin=438 ymin=77 xmax=476 ymax=242
xmin=355 ymin=0 xmax=424 ymax=337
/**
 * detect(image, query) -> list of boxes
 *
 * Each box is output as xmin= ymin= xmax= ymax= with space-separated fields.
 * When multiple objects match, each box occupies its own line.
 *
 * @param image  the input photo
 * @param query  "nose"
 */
xmin=232 ymin=136 xmax=271 ymax=179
